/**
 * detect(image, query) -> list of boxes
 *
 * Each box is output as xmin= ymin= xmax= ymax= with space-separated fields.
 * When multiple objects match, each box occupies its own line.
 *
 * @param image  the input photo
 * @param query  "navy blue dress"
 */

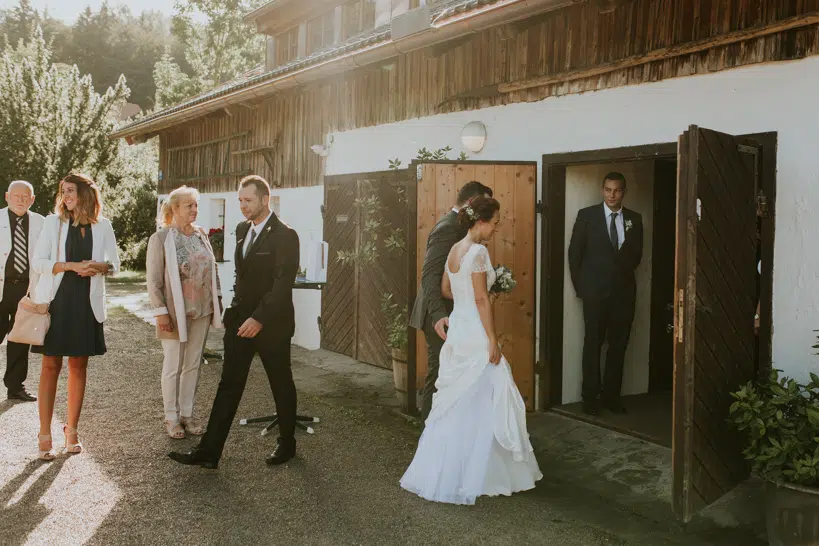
xmin=32 ymin=224 xmax=106 ymax=357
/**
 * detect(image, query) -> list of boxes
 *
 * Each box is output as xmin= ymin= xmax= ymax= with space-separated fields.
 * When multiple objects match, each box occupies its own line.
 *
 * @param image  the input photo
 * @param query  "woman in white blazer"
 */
xmin=146 ymin=186 xmax=222 ymax=439
xmin=33 ymin=173 xmax=120 ymax=460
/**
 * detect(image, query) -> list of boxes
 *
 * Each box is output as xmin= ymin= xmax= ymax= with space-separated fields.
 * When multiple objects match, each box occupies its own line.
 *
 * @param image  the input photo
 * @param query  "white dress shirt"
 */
xmin=242 ymin=209 xmax=274 ymax=257
xmin=604 ymin=203 xmax=625 ymax=249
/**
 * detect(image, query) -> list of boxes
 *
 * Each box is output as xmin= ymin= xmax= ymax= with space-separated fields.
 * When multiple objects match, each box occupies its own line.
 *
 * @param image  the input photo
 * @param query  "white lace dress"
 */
xmin=400 ymin=244 xmax=542 ymax=505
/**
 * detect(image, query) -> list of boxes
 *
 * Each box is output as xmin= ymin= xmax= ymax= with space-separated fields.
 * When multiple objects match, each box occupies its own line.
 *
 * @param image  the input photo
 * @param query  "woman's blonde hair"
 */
xmin=158 ymin=186 xmax=200 ymax=228
xmin=56 ymin=173 xmax=102 ymax=225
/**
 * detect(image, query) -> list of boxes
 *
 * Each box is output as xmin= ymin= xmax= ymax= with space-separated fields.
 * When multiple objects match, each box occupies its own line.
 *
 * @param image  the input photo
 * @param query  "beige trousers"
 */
xmin=160 ymin=315 xmax=211 ymax=421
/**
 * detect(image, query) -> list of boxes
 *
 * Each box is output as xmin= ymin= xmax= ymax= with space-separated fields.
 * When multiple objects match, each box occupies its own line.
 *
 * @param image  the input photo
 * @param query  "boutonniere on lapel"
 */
xmin=265 ymin=226 xmax=272 ymax=233
xmin=624 ymin=219 xmax=633 ymax=232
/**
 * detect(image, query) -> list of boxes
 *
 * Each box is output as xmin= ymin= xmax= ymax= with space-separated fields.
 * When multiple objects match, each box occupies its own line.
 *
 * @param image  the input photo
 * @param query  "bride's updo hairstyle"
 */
xmin=458 ymin=196 xmax=500 ymax=229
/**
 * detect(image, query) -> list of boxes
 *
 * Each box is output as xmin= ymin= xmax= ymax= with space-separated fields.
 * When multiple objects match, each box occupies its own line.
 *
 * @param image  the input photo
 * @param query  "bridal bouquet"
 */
xmin=490 ymin=265 xmax=517 ymax=294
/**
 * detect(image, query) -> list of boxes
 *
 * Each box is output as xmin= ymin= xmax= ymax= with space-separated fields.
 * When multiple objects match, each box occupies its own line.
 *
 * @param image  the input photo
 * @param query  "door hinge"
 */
xmin=676 ymin=289 xmax=684 ymax=343
xmin=737 ymin=144 xmax=759 ymax=155
xmin=756 ymin=191 xmax=770 ymax=218
xmin=535 ymin=201 xmax=544 ymax=215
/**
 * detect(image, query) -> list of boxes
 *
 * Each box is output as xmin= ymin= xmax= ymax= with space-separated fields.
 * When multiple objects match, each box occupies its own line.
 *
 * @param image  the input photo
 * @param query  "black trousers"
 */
xmin=420 ymin=315 xmax=446 ymax=423
xmin=199 ymin=312 xmax=297 ymax=460
xmin=1 ymin=280 xmax=30 ymax=393
xmin=581 ymin=288 xmax=636 ymax=402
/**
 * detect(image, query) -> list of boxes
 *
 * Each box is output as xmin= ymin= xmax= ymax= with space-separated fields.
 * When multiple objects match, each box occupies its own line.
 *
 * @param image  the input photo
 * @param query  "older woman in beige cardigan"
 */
xmin=147 ymin=186 xmax=222 ymax=439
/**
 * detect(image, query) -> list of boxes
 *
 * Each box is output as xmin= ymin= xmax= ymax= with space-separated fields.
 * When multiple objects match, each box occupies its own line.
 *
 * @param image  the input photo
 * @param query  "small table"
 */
xmin=239 ymin=279 xmax=325 ymax=437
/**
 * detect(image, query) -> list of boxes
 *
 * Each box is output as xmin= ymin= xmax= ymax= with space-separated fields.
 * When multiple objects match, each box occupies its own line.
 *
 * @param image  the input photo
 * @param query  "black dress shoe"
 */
xmin=603 ymin=399 xmax=628 ymax=414
xmin=582 ymin=399 xmax=601 ymax=416
xmin=8 ymin=389 xmax=36 ymax=402
xmin=265 ymin=439 xmax=296 ymax=466
xmin=168 ymin=448 xmax=218 ymax=469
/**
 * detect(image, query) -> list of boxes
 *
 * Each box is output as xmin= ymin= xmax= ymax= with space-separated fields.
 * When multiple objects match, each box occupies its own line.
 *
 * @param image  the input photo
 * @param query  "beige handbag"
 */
xmin=8 ymin=221 xmax=62 ymax=346
xmin=8 ymin=295 xmax=50 ymax=345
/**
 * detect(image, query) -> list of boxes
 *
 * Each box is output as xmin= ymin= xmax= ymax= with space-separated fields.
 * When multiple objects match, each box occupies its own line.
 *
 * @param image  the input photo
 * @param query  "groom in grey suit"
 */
xmin=410 ymin=181 xmax=493 ymax=423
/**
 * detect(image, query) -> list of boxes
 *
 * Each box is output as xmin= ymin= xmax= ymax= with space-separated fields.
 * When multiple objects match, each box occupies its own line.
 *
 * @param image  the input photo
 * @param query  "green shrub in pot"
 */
xmin=728 ymin=368 xmax=819 ymax=486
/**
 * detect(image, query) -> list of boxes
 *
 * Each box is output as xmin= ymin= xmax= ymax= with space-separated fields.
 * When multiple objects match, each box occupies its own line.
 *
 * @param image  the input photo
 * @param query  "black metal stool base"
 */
xmin=239 ymin=414 xmax=320 ymax=436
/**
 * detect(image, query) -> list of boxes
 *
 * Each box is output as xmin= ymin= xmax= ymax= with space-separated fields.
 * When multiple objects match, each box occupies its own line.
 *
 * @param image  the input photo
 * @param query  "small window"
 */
xmin=307 ymin=11 xmax=336 ymax=55
xmin=276 ymin=26 xmax=300 ymax=65
xmin=213 ymin=199 xmax=226 ymax=230
xmin=342 ymin=0 xmax=376 ymax=40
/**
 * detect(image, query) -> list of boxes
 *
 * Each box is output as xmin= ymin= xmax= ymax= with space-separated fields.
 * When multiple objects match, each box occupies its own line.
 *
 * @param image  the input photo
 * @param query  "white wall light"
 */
xmin=310 ymin=144 xmax=328 ymax=157
xmin=460 ymin=121 xmax=487 ymax=153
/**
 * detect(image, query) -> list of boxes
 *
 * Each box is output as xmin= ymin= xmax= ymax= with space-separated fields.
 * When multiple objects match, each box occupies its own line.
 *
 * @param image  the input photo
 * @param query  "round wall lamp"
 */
xmin=461 ymin=121 xmax=487 ymax=153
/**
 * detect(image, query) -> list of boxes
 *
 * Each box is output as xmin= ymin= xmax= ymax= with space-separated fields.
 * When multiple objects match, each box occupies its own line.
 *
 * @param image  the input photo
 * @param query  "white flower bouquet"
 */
xmin=490 ymin=265 xmax=517 ymax=294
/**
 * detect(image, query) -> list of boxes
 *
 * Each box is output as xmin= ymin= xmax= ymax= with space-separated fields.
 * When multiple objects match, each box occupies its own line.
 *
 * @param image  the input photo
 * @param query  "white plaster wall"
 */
xmin=159 ymin=186 xmax=324 ymax=350
xmin=326 ymin=55 xmax=819 ymax=386
xmin=562 ymin=162 xmax=655 ymax=404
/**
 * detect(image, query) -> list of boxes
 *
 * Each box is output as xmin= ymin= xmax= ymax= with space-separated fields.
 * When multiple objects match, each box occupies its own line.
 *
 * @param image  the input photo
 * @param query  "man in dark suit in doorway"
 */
xmin=568 ymin=172 xmax=643 ymax=416
xmin=169 ymin=175 xmax=300 ymax=469
xmin=409 ymin=181 xmax=493 ymax=423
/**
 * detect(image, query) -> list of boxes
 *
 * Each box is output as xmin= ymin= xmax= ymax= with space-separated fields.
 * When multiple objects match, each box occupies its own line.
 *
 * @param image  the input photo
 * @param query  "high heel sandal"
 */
xmin=38 ymin=434 xmax=56 ymax=461
xmin=63 ymin=425 xmax=83 ymax=454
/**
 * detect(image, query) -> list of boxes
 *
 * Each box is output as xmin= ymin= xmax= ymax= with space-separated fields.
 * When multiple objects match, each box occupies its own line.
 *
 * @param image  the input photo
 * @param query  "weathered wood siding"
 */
xmin=158 ymin=0 xmax=819 ymax=194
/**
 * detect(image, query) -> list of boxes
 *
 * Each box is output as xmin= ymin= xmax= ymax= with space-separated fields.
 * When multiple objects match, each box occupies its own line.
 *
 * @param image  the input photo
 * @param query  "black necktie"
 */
xmin=13 ymin=216 xmax=27 ymax=275
xmin=610 ymin=212 xmax=619 ymax=249
xmin=244 ymin=228 xmax=256 ymax=258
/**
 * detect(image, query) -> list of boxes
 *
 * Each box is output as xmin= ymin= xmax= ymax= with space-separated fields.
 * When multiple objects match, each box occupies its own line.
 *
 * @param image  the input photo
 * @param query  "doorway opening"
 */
xmin=539 ymin=133 xmax=776 ymax=453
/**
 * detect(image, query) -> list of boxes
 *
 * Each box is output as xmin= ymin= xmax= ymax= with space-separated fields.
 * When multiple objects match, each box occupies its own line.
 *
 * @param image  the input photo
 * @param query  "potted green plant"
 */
xmin=729 ymin=365 xmax=819 ymax=546
xmin=208 ymin=227 xmax=225 ymax=262
xmin=381 ymin=293 xmax=408 ymax=411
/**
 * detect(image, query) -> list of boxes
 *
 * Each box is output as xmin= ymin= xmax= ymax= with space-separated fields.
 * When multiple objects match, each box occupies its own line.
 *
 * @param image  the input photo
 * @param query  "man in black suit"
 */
xmin=170 ymin=175 xmax=300 ymax=469
xmin=409 ymin=181 xmax=493 ymax=423
xmin=568 ymin=172 xmax=643 ymax=416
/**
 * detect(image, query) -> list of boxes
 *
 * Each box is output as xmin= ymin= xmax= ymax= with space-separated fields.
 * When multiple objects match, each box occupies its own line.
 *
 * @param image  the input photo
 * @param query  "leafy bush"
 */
xmin=729 ymin=368 xmax=819 ymax=486
xmin=381 ymin=293 xmax=408 ymax=351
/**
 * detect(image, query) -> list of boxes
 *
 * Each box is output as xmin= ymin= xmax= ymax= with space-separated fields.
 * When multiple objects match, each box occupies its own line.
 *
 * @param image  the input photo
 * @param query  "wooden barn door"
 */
xmin=414 ymin=162 xmax=537 ymax=409
xmin=322 ymin=170 xmax=412 ymax=368
xmin=322 ymin=180 xmax=357 ymax=358
xmin=672 ymin=126 xmax=760 ymax=521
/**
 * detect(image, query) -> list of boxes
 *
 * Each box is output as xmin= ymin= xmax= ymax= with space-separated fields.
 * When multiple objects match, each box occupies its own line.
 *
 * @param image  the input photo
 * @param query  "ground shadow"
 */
xmin=0 ymin=458 xmax=68 ymax=546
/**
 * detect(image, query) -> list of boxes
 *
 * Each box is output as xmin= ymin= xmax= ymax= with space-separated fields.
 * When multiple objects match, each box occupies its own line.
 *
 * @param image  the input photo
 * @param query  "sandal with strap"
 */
xmin=165 ymin=420 xmax=185 ymax=439
xmin=180 ymin=416 xmax=206 ymax=436
xmin=38 ymin=434 xmax=56 ymax=461
xmin=63 ymin=425 xmax=83 ymax=454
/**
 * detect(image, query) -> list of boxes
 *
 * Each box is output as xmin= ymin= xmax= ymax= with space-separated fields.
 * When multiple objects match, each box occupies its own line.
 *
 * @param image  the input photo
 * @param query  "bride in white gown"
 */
xmin=400 ymin=196 xmax=542 ymax=505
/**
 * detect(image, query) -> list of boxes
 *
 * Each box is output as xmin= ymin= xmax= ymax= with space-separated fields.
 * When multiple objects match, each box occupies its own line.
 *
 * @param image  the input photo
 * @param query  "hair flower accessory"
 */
xmin=465 ymin=205 xmax=478 ymax=221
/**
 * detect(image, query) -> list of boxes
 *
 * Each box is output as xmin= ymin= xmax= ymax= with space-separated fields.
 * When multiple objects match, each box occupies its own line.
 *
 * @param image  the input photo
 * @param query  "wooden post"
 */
xmin=406 ymin=163 xmax=419 ymax=416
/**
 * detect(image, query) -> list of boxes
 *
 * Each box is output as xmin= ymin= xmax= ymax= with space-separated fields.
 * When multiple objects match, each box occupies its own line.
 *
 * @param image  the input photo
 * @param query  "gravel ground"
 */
xmin=0 ymin=305 xmax=757 ymax=546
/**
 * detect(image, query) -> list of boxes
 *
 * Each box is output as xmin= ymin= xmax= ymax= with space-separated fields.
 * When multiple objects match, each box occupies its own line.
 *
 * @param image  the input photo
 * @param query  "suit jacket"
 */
xmin=0 ymin=207 xmax=45 ymax=301
xmin=31 ymin=214 xmax=121 ymax=323
xmin=409 ymin=210 xmax=466 ymax=330
xmin=228 ymin=213 xmax=300 ymax=347
xmin=568 ymin=204 xmax=643 ymax=301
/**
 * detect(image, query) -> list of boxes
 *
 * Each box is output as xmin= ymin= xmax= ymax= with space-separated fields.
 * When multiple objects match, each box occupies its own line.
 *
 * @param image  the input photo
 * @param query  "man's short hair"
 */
xmin=602 ymin=172 xmax=627 ymax=190
xmin=238 ymin=175 xmax=271 ymax=198
xmin=7 ymin=180 xmax=34 ymax=194
xmin=456 ymin=181 xmax=493 ymax=206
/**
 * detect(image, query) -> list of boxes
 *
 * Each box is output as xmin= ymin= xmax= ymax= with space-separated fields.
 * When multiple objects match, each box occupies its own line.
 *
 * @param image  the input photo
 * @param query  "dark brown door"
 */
xmin=672 ymin=126 xmax=760 ymax=521
xmin=648 ymin=159 xmax=677 ymax=392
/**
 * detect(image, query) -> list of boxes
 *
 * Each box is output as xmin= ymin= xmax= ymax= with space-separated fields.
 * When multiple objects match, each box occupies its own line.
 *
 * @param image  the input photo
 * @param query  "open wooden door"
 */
xmin=672 ymin=126 xmax=760 ymax=521
xmin=413 ymin=161 xmax=537 ymax=409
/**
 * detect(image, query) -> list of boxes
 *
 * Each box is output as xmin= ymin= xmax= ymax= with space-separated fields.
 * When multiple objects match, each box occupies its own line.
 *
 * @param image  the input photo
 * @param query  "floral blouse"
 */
xmin=173 ymin=229 xmax=214 ymax=320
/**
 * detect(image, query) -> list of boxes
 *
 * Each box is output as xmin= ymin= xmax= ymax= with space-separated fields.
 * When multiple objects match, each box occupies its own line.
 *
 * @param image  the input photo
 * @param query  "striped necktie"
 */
xmin=12 ymin=215 xmax=27 ymax=275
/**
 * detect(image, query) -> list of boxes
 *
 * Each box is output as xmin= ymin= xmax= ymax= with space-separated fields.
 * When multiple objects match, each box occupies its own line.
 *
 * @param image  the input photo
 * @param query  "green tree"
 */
xmin=0 ymin=25 xmax=129 ymax=214
xmin=154 ymin=0 xmax=265 ymax=107
xmin=104 ymin=139 xmax=159 ymax=269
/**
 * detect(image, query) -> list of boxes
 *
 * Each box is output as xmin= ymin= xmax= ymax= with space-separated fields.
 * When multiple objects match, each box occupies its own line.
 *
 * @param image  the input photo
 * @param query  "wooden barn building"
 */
xmin=112 ymin=0 xmax=819 ymax=521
